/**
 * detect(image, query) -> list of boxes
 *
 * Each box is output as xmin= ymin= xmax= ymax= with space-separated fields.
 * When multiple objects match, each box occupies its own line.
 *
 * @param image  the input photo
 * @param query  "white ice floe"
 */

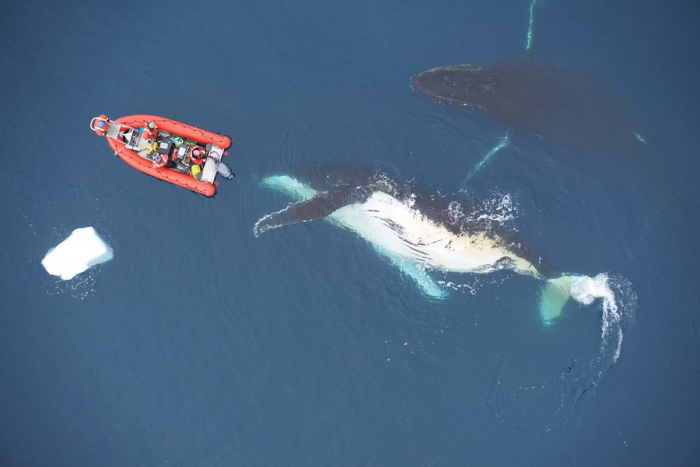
xmin=42 ymin=227 xmax=113 ymax=280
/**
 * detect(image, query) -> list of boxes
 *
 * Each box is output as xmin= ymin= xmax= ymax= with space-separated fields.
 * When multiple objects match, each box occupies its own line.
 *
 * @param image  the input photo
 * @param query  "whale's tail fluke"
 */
xmin=539 ymin=275 xmax=579 ymax=324
xmin=540 ymin=275 xmax=637 ymax=361
xmin=489 ymin=273 xmax=637 ymax=435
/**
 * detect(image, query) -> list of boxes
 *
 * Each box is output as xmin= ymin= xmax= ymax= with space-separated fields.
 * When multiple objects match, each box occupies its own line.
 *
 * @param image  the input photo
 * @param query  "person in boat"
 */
xmin=152 ymin=153 xmax=169 ymax=169
xmin=142 ymin=121 xmax=158 ymax=142
xmin=188 ymin=146 xmax=234 ymax=180
xmin=148 ymin=141 xmax=176 ymax=169
xmin=189 ymin=146 xmax=205 ymax=180
xmin=189 ymin=146 xmax=205 ymax=165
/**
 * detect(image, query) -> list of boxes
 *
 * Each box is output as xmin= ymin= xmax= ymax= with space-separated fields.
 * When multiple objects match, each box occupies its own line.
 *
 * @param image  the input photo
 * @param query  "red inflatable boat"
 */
xmin=90 ymin=114 xmax=233 ymax=197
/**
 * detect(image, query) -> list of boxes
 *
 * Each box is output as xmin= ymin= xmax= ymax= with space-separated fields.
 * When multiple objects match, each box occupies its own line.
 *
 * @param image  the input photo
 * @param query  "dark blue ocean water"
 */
xmin=2 ymin=0 xmax=699 ymax=465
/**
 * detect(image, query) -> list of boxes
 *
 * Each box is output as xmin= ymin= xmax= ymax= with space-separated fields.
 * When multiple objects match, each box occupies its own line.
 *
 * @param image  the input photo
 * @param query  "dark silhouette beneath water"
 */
xmin=411 ymin=59 xmax=651 ymax=160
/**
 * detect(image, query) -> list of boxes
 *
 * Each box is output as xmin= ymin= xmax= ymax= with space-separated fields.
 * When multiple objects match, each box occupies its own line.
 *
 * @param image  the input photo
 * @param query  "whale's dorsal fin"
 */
xmin=254 ymin=186 xmax=369 ymax=237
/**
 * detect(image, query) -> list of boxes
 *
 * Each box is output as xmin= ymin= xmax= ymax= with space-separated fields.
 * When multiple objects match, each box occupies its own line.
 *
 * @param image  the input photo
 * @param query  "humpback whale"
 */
xmin=410 ymin=59 xmax=649 ymax=159
xmin=254 ymin=165 xmax=579 ymax=321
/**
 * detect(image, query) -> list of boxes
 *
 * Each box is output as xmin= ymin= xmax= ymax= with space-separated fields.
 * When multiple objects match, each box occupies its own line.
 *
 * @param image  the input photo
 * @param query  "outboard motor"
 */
xmin=217 ymin=162 xmax=234 ymax=180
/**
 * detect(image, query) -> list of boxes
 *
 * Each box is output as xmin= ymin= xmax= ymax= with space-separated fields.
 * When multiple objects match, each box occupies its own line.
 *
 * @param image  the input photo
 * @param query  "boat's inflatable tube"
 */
xmin=108 ymin=115 xmax=232 ymax=197
xmin=116 ymin=115 xmax=231 ymax=149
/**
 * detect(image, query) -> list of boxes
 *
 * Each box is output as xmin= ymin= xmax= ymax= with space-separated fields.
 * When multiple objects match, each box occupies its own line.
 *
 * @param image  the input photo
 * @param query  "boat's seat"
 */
xmin=105 ymin=123 xmax=121 ymax=139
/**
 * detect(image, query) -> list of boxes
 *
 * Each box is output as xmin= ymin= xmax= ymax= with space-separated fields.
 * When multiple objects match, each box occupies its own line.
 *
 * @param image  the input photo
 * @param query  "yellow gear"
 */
xmin=146 ymin=141 xmax=158 ymax=156
xmin=190 ymin=164 xmax=202 ymax=180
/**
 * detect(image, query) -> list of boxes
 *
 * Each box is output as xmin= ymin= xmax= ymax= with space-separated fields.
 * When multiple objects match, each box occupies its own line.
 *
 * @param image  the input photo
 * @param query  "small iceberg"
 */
xmin=42 ymin=227 xmax=113 ymax=280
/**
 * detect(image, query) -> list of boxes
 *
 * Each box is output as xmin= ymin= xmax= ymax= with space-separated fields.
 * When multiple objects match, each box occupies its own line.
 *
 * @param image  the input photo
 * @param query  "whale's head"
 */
xmin=410 ymin=65 xmax=498 ymax=113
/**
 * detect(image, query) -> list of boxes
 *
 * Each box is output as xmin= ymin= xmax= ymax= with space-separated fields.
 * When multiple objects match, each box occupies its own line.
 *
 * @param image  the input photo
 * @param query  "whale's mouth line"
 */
xmin=410 ymin=73 xmax=482 ymax=109
xmin=411 ymin=86 xmax=483 ymax=112
xmin=410 ymin=78 xmax=461 ymax=105
xmin=410 ymin=74 xmax=439 ymax=97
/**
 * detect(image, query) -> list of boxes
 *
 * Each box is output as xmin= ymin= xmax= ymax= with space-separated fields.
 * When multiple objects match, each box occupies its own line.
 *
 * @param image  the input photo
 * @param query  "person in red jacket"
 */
xmin=142 ymin=121 xmax=158 ymax=142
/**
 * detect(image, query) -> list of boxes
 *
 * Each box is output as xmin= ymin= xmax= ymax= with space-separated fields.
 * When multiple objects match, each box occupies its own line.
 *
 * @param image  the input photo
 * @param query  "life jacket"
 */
xmin=190 ymin=164 xmax=202 ymax=180
xmin=153 ymin=153 xmax=168 ymax=168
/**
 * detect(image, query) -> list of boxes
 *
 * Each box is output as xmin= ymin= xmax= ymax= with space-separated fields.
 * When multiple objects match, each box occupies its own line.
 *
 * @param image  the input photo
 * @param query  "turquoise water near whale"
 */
xmin=2 ymin=0 xmax=699 ymax=465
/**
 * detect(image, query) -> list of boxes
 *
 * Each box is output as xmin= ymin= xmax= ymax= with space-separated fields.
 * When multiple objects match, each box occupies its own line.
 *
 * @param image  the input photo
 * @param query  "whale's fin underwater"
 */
xmin=410 ymin=59 xmax=650 ymax=160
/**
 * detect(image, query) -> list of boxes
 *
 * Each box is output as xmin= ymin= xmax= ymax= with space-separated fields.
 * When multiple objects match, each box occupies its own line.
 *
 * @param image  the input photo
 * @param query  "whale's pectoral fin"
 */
xmin=254 ymin=186 xmax=368 ymax=237
xmin=390 ymin=254 xmax=447 ymax=300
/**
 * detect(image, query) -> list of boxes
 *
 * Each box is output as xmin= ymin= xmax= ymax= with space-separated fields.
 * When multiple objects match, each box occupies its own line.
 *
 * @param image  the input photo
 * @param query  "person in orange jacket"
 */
xmin=142 ymin=121 xmax=158 ymax=142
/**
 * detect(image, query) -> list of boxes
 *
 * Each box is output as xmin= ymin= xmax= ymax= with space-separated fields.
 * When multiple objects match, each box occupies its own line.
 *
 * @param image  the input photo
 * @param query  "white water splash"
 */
xmin=475 ymin=193 xmax=519 ymax=224
xmin=571 ymin=274 xmax=636 ymax=364
xmin=449 ymin=191 xmax=520 ymax=235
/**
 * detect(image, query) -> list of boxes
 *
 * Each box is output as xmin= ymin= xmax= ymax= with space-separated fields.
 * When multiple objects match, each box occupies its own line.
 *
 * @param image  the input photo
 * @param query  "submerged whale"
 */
xmin=254 ymin=165 xmax=580 ymax=321
xmin=410 ymin=59 xmax=649 ymax=159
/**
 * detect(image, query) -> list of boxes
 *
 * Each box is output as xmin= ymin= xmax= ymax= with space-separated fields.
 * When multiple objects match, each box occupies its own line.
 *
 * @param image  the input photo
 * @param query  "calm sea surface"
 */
xmin=2 ymin=0 xmax=699 ymax=465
